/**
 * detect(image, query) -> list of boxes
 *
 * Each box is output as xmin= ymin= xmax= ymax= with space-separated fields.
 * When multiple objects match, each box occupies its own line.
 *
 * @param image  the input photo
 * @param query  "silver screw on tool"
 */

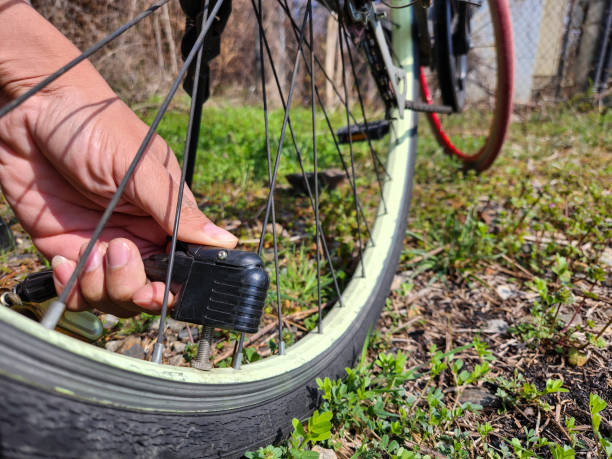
xmin=217 ymin=250 xmax=228 ymax=260
xmin=191 ymin=325 xmax=214 ymax=371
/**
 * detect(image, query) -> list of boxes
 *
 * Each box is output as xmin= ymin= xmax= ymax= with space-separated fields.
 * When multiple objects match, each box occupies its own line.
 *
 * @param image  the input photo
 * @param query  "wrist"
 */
xmin=0 ymin=0 xmax=83 ymax=99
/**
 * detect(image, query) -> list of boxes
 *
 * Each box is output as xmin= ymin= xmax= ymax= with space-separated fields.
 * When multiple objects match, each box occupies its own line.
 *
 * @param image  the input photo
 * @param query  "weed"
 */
xmin=183 ymin=342 xmax=197 ymax=362
xmin=117 ymin=313 xmax=156 ymax=335
xmin=589 ymin=393 xmax=612 ymax=457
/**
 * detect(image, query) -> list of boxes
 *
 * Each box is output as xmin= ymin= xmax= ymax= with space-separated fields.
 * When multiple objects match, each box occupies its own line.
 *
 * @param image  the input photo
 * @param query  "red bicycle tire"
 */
xmin=420 ymin=0 xmax=514 ymax=172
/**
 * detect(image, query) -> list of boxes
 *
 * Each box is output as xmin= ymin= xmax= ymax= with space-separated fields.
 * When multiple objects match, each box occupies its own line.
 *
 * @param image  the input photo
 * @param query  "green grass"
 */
xmin=406 ymin=103 xmax=611 ymax=350
xmin=144 ymin=103 xmax=377 ymax=190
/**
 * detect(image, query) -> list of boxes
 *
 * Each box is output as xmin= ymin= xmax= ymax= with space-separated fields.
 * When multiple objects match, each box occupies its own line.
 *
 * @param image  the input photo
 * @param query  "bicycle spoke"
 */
xmin=341 ymin=23 xmax=387 ymax=215
xmin=256 ymin=3 xmax=310 ymax=255
xmin=0 ymin=0 xmax=171 ymax=120
xmin=250 ymin=0 xmax=345 ymax=309
xmin=255 ymin=0 xmax=284 ymax=356
xmin=338 ymin=22 xmax=365 ymax=277
xmin=151 ymin=2 xmax=209 ymax=364
xmin=233 ymin=0 xmax=310 ymax=368
xmin=275 ymin=1 xmax=375 ymax=245
xmin=41 ymin=0 xmax=228 ymax=330
xmin=232 ymin=333 xmax=245 ymax=370
xmin=278 ymin=0 xmax=390 ymax=181
xmin=307 ymin=1 xmax=322 ymax=334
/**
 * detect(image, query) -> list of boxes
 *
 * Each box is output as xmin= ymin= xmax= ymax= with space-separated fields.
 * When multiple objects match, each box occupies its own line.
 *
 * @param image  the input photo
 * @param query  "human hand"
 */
xmin=0 ymin=1 xmax=237 ymax=317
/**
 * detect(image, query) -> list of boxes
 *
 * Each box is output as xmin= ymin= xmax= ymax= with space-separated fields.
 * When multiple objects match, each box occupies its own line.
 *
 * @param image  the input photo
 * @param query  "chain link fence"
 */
xmin=510 ymin=0 xmax=612 ymax=105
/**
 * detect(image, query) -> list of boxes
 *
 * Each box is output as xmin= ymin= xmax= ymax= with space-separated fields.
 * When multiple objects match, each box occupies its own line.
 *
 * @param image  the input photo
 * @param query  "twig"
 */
xmin=404 ymin=245 xmax=447 ymax=267
xmin=572 ymin=289 xmax=612 ymax=306
xmin=284 ymin=318 xmax=307 ymax=332
xmin=579 ymin=316 xmax=612 ymax=351
xmin=186 ymin=324 xmax=194 ymax=344
xmin=500 ymin=254 xmax=534 ymax=279
xmin=548 ymin=414 xmax=574 ymax=444
xmin=489 ymin=264 xmax=531 ymax=280
xmin=403 ymin=440 xmax=446 ymax=459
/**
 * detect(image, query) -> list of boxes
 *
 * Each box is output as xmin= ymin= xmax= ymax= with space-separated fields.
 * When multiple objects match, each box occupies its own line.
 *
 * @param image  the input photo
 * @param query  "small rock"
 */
xmin=104 ymin=340 xmax=123 ymax=353
xmin=568 ymin=348 xmax=588 ymax=367
xmin=286 ymin=169 xmax=345 ymax=195
xmin=173 ymin=341 xmax=186 ymax=353
xmin=101 ymin=314 xmax=120 ymax=330
xmin=496 ymin=285 xmax=514 ymax=300
xmin=120 ymin=336 xmax=145 ymax=360
xmin=482 ymin=319 xmax=509 ymax=334
xmin=527 ymin=159 xmax=536 ymax=173
xmin=168 ymin=355 xmax=184 ymax=366
xmin=458 ymin=388 xmax=499 ymax=408
xmin=524 ymin=407 xmax=535 ymax=417
xmin=601 ymin=247 xmax=612 ymax=267
xmin=149 ymin=317 xmax=183 ymax=332
xmin=179 ymin=326 xmax=200 ymax=341
xmin=558 ymin=306 xmax=583 ymax=327
xmin=312 ymin=446 xmax=337 ymax=459
xmin=391 ymin=271 xmax=412 ymax=291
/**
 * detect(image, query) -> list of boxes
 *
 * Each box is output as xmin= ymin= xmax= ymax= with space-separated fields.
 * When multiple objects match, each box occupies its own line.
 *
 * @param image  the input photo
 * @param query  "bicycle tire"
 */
xmin=0 ymin=3 xmax=418 ymax=458
xmin=421 ymin=0 xmax=514 ymax=171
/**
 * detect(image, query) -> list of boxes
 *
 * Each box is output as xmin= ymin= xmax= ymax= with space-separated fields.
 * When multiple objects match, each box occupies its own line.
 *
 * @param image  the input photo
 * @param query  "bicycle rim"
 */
xmin=0 ymin=1 xmax=418 ymax=456
xmin=421 ymin=0 xmax=514 ymax=171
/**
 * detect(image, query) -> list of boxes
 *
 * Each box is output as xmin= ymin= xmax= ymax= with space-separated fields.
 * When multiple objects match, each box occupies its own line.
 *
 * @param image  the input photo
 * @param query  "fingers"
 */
xmin=133 ymin=282 xmax=173 ymax=310
xmin=52 ymin=255 xmax=86 ymax=311
xmin=51 ymin=238 xmax=173 ymax=315
xmin=121 ymin=153 xmax=238 ymax=249
xmin=78 ymin=242 xmax=107 ymax=305
xmin=104 ymin=238 xmax=146 ymax=307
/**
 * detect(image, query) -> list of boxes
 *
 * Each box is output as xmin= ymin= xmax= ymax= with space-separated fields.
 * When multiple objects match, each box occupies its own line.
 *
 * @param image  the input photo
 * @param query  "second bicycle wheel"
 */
xmin=420 ymin=0 xmax=514 ymax=171
xmin=0 ymin=1 xmax=418 ymax=456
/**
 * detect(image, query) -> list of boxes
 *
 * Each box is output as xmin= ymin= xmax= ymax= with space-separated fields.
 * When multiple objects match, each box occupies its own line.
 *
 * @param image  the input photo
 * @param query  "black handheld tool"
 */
xmin=14 ymin=245 xmax=269 ymax=335
xmin=144 ymin=245 xmax=269 ymax=334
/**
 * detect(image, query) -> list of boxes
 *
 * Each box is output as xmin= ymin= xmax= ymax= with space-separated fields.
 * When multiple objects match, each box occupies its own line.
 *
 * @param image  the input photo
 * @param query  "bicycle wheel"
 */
xmin=420 ymin=0 xmax=514 ymax=171
xmin=0 ymin=1 xmax=418 ymax=456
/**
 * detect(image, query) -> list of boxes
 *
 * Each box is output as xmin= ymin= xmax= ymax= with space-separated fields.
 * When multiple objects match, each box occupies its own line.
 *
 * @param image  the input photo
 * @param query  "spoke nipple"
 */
xmin=232 ymin=351 xmax=242 ymax=370
xmin=40 ymin=300 xmax=66 ymax=330
xmin=151 ymin=342 xmax=164 ymax=364
xmin=191 ymin=325 xmax=214 ymax=371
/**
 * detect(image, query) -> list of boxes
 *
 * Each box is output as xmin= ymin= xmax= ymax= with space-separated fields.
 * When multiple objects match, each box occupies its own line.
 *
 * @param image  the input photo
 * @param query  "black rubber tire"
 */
xmin=433 ymin=0 xmax=464 ymax=112
xmin=421 ymin=0 xmax=514 ymax=171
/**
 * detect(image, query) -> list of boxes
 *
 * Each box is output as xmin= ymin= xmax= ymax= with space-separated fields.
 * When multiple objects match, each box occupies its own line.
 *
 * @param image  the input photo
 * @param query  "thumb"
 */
xmin=123 ymin=155 xmax=238 ymax=248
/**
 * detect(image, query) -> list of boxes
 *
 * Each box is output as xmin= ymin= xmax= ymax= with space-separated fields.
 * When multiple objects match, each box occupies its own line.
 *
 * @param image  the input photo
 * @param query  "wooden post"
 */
xmin=160 ymin=4 xmax=179 ymax=76
xmin=325 ymin=15 xmax=338 ymax=106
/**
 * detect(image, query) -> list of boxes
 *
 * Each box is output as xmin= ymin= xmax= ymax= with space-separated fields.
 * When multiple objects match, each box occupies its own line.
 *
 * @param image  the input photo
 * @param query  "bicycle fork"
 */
xmin=346 ymin=1 xmax=408 ymax=117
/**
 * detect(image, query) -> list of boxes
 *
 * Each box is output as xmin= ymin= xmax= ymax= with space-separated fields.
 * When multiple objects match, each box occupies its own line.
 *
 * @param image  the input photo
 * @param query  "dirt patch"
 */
xmin=380 ymin=268 xmax=611 ymax=456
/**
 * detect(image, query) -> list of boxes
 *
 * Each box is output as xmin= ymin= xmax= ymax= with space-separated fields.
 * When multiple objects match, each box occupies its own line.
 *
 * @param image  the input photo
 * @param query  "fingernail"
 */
xmin=203 ymin=222 xmax=238 ymax=243
xmin=52 ymin=255 xmax=71 ymax=285
xmin=107 ymin=240 xmax=130 ymax=269
xmin=84 ymin=246 xmax=103 ymax=273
